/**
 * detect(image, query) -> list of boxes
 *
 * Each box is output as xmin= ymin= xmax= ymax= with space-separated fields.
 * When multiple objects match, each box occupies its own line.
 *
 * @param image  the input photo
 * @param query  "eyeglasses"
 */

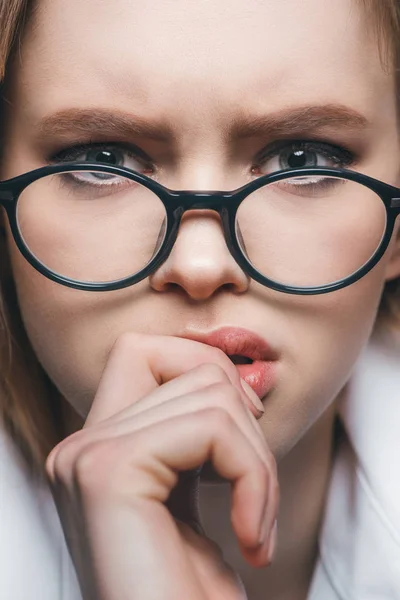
xmin=1 ymin=162 xmax=400 ymax=295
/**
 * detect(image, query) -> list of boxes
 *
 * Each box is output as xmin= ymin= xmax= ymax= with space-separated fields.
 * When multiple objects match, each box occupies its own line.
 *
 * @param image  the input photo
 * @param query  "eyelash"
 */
xmin=253 ymin=140 xmax=354 ymax=171
xmin=51 ymin=142 xmax=154 ymax=172
xmin=50 ymin=139 xmax=356 ymax=174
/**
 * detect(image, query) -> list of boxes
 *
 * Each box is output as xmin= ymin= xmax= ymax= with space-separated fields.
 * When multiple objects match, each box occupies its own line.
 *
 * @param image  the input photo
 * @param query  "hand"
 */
xmin=46 ymin=333 xmax=279 ymax=600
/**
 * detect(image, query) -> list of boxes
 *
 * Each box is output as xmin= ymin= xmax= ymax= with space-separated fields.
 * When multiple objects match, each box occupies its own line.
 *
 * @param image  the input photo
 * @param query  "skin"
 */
xmin=1 ymin=0 xmax=400 ymax=597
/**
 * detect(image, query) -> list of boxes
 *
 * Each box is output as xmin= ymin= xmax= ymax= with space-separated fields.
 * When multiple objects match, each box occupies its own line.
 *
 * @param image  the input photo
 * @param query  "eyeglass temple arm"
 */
xmin=391 ymin=197 xmax=400 ymax=210
xmin=0 ymin=187 xmax=16 ymax=208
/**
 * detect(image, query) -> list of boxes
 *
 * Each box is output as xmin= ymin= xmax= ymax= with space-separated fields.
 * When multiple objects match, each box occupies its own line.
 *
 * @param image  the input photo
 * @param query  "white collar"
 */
xmin=308 ymin=337 xmax=400 ymax=599
xmin=0 ymin=418 xmax=82 ymax=599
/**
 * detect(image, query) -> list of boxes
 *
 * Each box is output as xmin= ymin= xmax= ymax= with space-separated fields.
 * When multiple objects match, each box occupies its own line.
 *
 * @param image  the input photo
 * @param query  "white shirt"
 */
xmin=308 ymin=337 xmax=400 ymax=599
xmin=1 ymin=337 xmax=399 ymax=599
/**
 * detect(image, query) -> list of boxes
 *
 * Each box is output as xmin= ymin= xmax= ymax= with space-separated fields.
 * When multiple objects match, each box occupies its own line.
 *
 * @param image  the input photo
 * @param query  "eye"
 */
xmin=252 ymin=141 xmax=354 ymax=176
xmin=50 ymin=144 xmax=154 ymax=185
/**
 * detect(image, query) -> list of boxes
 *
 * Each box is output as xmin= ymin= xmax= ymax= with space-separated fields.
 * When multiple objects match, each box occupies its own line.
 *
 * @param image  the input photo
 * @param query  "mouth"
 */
xmin=228 ymin=354 xmax=253 ymax=365
xmin=181 ymin=326 xmax=277 ymax=399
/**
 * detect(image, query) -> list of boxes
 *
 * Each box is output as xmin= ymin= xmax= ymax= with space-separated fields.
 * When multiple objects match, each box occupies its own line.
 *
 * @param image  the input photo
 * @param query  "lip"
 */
xmin=181 ymin=326 xmax=278 ymax=399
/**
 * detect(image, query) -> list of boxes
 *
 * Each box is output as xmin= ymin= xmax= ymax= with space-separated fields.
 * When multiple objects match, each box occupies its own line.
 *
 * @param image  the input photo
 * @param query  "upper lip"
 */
xmin=180 ymin=326 xmax=278 ymax=362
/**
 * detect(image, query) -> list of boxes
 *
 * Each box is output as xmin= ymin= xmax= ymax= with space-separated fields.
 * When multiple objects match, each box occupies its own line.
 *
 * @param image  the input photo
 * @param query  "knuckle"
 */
xmin=73 ymin=441 xmax=114 ymax=491
xmin=196 ymin=362 xmax=229 ymax=385
xmin=206 ymin=381 xmax=242 ymax=408
xmin=210 ymin=345 xmax=236 ymax=366
xmin=200 ymin=405 xmax=236 ymax=432
xmin=112 ymin=331 xmax=142 ymax=355
xmin=44 ymin=450 xmax=57 ymax=482
xmin=46 ymin=434 xmax=82 ymax=483
xmin=72 ymin=437 xmax=143 ymax=500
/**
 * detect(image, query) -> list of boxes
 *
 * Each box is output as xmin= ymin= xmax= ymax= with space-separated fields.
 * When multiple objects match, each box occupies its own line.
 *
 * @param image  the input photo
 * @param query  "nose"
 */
xmin=149 ymin=209 xmax=249 ymax=300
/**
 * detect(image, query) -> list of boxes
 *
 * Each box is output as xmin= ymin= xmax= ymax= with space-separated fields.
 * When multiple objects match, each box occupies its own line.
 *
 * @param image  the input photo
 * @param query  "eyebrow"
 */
xmin=229 ymin=104 xmax=368 ymax=140
xmin=38 ymin=108 xmax=173 ymax=142
xmin=37 ymin=104 xmax=368 ymax=144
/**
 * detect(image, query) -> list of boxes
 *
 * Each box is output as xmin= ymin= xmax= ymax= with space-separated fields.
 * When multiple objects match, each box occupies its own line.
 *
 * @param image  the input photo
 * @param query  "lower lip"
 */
xmin=235 ymin=360 xmax=276 ymax=399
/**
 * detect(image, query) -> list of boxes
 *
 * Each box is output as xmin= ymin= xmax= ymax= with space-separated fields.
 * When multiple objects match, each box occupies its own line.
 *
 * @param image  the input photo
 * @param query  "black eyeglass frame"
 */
xmin=1 ymin=162 xmax=400 ymax=295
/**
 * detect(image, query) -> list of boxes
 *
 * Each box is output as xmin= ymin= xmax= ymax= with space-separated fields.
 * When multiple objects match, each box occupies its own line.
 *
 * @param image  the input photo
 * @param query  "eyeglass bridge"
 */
xmin=177 ymin=191 xmax=232 ymax=210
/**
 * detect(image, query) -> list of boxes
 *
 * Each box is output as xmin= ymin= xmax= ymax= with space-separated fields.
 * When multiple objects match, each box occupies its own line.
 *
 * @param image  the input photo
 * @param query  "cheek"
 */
xmin=5 ymin=231 xmax=100 ymax=411
xmin=7 ymin=233 xmax=155 ymax=417
xmin=239 ymin=178 xmax=387 ymax=289
xmin=259 ymin=261 xmax=387 ymax=460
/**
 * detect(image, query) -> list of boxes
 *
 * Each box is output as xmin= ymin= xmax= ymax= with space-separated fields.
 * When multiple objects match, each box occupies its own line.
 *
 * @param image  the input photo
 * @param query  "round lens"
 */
xmin=16 ymin=170 xmax=167 ymax=283
xmin=236 ymin=175 xmax=387 ymax=287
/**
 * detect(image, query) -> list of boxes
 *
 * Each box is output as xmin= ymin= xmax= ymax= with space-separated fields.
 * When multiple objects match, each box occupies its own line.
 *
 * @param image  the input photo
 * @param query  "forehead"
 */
xmin=8 ymin=0 xmax=395 ymax=131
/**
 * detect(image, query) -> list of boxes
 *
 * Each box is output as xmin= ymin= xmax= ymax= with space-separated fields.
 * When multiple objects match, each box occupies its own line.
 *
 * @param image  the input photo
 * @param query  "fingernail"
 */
xmin=267 ymin=520 xmax=278 ymax=563
xmin=240 ymin=379 xmax=264 ymax=414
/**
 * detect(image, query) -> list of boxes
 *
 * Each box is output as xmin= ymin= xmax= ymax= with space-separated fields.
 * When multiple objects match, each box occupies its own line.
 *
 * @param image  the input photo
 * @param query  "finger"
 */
xmin=95 ymin=363 xmax=240 ymax=423
xmin=49 ymin=374 xmax=274 ymax=538
xmin=113 ymin=382 xmax=271 ymax=473
xmin=85 ymin=333 xmax=261 ymax=426
xmin=237 ymin=460 xmax=280 ymax=567
xmin=95 ymin=363 xmax=264 ymax=446
xmin=76 ymin=409 xmax=273 ymax=561
xmin=53 ymin=380 xmax=273 ymax=490
xmin=120 ymin=384 xmax=274 ymax=531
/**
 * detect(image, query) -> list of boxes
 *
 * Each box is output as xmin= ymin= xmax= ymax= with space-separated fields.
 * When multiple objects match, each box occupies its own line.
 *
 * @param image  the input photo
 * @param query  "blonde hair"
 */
xmin=0 ymin=0 xmax=399 ymax=476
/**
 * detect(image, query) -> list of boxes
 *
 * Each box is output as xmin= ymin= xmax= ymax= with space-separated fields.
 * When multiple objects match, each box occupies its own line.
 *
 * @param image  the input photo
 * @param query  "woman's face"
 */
xmin=1 ymin=0 xmax=400 ymax=459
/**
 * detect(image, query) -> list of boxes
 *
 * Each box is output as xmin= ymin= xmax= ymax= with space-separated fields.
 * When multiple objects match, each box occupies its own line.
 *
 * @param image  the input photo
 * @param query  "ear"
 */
xmin=384 ymin=221 xmax=400 ymax=281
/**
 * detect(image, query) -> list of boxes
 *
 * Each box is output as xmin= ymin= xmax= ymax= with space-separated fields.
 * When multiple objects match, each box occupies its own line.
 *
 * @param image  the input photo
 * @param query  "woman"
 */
xmin=0 ymin=0 xmax=399 ymax=598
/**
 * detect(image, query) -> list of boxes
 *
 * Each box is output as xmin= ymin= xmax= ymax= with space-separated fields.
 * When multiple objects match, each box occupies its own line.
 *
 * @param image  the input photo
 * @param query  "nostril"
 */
xmin=228 ymin=354 xmax=253 ymax=365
